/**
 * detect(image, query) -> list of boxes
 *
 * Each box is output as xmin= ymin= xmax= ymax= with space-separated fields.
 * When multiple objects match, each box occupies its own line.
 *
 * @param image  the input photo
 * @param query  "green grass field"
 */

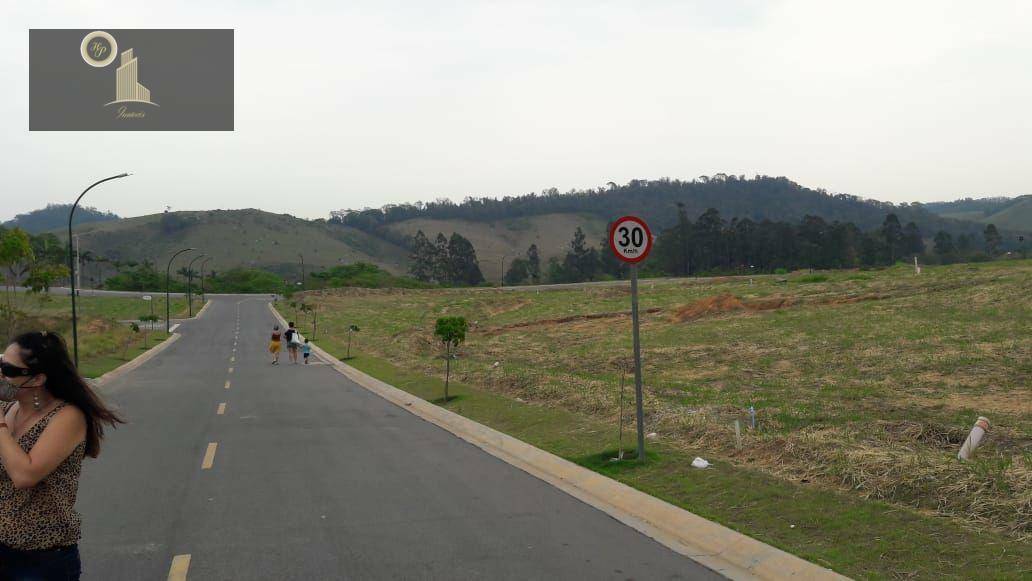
xmin=292 ymin=259 xmax=1031 ymax=579
xmin=5 ymin=293 xmax=190 ymax=378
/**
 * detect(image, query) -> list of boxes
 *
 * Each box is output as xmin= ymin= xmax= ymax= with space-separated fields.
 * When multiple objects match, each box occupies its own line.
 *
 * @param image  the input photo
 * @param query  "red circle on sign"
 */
xmin=609 ymin=215 xmax=653 ymax=264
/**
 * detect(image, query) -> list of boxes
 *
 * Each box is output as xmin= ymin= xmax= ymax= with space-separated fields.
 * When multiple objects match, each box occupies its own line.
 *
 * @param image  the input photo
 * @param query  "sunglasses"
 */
xmin=0 ymin=356 xmax=33 ymax=379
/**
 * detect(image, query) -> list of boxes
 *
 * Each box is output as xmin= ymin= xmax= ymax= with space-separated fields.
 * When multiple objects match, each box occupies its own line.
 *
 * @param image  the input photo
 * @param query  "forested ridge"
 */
xmin=332 ymin=175 xmax=1011 ymax=239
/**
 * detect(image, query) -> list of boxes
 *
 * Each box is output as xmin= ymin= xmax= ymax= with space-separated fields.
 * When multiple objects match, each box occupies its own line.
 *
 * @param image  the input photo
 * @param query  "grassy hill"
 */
xmin=4 ymin=204 xmax=119 ymax=233
xmin=52 ymin=178 xmax=1031 ymax=284
xmin=63 ymin=209 xmax=410 ymax=277
xmin=925 ymin=195 xmax=1032 ymax=231
xmin=385 ymin=213 xmax=608 ymax=279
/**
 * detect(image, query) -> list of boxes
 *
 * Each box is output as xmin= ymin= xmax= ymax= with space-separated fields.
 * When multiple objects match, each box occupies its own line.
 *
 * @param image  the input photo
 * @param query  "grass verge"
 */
xmin=324 ymin=349 xmax=1031 ymax=580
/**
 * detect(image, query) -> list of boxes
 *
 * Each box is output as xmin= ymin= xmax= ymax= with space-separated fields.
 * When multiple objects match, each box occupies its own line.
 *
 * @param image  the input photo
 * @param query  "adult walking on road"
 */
xmin=0 ymin=331 xmax=125 ymax=580
xmin=284 ymin=322 xmax=300 ymax=365
xmin=269 ymin=325 xmax=282 ymax=365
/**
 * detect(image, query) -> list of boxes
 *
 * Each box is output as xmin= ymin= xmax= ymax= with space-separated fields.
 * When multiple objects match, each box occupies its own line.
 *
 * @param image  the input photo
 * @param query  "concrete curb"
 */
xmin=93 ymin=333 xmax=181 ymax=387
xmin=194 ymin=299 xmax=213 ymax=319
xmin=267 ymin=304 xmax=847 ymax=580
xmin=93 ymin=300 xmax=207 ymax=387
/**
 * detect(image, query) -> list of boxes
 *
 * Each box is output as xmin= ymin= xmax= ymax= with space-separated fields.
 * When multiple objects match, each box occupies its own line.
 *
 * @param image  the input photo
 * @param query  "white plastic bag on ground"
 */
xmin=691 ymin=457 xmax=710 ymax=469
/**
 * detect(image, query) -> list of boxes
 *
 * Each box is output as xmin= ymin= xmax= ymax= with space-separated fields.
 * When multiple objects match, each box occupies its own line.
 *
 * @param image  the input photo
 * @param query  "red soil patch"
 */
xmin=671 ymin=292 xmax=891 ymax=322
xmin=481 ymin=308 xmax=664 ymax=335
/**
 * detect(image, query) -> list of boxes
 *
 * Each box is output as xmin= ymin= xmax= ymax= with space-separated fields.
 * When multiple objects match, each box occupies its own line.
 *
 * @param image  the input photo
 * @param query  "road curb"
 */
xmin=93 ymin=333 xmax=181 ymax=387
xmin=194 ymin=299 xmax=212 ymax=319
xmin=267 ymin=304 xmax=847 ymax=580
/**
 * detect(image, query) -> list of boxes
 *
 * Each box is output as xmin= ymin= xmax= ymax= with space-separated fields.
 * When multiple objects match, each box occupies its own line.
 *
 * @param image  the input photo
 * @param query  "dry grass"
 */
xmin=304 ymin=260 xmax=1032 ymax=538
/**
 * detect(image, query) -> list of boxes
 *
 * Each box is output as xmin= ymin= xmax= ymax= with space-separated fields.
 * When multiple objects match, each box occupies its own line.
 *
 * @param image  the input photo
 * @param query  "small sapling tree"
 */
xmin=124 ymin=322 xmax=140 ymax=360
xmin=139 ymin=314 xmax=160 ymax=347
xmin=434 ymin=316 xmax=467 ymax=402
xmin=346 ymin=324 xmax=359 ymax=359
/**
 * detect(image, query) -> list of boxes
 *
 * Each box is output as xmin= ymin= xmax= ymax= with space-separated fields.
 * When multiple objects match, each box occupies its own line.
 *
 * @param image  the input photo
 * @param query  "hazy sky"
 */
xmin=2 ymin=0 xmax=1030 ymax=221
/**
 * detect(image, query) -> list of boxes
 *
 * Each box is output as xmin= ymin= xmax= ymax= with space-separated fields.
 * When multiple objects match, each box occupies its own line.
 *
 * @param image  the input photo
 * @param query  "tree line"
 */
xmin=408 ymin=231 xmax=485 ymax=286
xmin=330 ymin=175 xmax=1005 ymax=242
xmin=501 ymin=209 xmax=1013 ymax=285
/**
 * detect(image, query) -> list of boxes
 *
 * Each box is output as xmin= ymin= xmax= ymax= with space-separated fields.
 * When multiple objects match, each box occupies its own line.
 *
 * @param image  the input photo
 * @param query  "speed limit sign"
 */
xmin=609 ymin=216 xmax=653 ymax=263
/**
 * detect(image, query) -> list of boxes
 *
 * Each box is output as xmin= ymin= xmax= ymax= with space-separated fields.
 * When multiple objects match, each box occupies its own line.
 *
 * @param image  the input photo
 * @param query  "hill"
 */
xmin=384 ymin=213 xmax=609 ymax=279
xmin=52 ymin=176 xmax=1030 ymax=284
xmin=924 ymin=195 xmax=1031 ymax=231
xmin=62 ymin=209 xmax=410 ymax=277
xmin=4 ymin=204 xmax=119 ymax=233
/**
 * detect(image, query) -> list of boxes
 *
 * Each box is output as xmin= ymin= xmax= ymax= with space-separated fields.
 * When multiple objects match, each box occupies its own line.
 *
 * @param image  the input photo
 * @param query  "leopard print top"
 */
xmin=0 ymin=401 xmax=86 ymax=550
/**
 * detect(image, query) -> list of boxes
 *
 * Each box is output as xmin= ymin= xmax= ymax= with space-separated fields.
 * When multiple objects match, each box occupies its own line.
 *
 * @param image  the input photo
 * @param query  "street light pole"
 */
xmin=186 ymin=253 xmax=207 ymax=317
xmin=68 ymin=173 xmax=130 ymax=367
xmin=199 ymin=257 xmax=213 ymax=302
xmin=298 ymin=253 xmax=305 ymax=288
xmin=166 ymin=248 xmax=195 ymax=333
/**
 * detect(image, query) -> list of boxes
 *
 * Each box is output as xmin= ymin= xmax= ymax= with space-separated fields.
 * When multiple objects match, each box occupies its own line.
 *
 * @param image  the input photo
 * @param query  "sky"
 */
xmin=1 ymin=0 xmax=1030 ymax=221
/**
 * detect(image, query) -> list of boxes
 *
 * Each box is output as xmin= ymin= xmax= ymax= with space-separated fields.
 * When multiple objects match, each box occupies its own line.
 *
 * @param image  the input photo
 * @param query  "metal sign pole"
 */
xmin=630 ymin=264 xmax=645 ymax=461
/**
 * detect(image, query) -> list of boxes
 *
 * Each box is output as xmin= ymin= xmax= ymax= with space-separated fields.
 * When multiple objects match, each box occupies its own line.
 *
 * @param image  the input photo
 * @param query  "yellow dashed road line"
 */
xmin=201 ymin=443 xmax=218 ymax=469
xmin=224 ymin=380 xmax=231 ymax=389
xmin=168 ymin=554 xmax=191 ymax=580
xmin=217 ymin=402 xmax=226 ymax=415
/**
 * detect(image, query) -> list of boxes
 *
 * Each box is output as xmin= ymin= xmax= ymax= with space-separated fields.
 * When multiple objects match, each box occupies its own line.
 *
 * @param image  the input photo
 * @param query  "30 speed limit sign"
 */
xmin=609 ymin=216 xmax=653 ymax=263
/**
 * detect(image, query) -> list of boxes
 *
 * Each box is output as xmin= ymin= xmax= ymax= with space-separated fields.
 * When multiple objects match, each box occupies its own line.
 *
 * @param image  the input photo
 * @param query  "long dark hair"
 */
xmin=13 ymin=331 xmax=125 ymax=457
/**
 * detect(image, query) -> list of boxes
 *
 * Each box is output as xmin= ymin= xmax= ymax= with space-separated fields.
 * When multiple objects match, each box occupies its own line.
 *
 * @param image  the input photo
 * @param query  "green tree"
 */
xmin=447 ymin=233 xmax=484 ymax=286
xmin=933 ymin=230 xmax=955 ymax=257
xmin=526 ymin=244 xmax=541 ymax=283
xmin=0 ymin=228 xmax=36 ymax=336
xmin=408 ymin=230 xmax=435 ymax=282
xmin=432 ymin=233 xmax=450 ymax=283
xmin=434 ymin=316 xmax=468 ymax=402
xmin=504 ymin=258 xmax=530 ymax=285
xmin=902 ymin=221 xmax=924 ymax=256
xmin=881 ymin=213 xmax=903 ymax=263
xmin=983 ymin=224 xmax=1002 ymax=256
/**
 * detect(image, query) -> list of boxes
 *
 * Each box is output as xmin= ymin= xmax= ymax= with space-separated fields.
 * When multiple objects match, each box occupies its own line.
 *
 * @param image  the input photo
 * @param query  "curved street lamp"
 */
xmin=166 ymin=248 xmax=195 ymax=333
xmin=186 ymin=253 xmax=207 ymax=316
xmin=68 ymin=173 xmax=130 ymax=367
xmin=199 ymin=257 xmax=214 ymax=302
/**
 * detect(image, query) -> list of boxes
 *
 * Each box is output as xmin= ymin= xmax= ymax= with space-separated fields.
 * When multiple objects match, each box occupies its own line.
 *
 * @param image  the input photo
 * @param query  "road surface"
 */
xmin=77 ymin=297 xmax=721 ymax=580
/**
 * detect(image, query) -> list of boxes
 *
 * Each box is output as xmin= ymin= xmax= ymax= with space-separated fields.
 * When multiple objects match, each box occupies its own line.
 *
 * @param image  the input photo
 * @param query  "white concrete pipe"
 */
xmin=957 ymin=416 xmax=990 ymax=461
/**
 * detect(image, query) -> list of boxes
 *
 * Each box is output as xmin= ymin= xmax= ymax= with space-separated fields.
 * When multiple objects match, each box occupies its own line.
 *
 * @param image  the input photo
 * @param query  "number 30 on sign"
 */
xmin=608 ymin=216 xmax=653 ymax=264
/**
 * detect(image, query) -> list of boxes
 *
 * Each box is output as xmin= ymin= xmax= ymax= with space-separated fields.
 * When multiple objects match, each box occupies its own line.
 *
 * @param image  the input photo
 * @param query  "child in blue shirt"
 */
xmin=302 ymin=338 xmax=312 ymax=364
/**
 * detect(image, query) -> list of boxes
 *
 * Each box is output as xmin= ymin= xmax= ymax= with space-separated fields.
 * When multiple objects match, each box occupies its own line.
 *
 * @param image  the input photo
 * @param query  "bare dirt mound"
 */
xmin=671 ymin=292 xmax=892 ymax=322
xmin=671 ymin=294 xmax=745 ymax=322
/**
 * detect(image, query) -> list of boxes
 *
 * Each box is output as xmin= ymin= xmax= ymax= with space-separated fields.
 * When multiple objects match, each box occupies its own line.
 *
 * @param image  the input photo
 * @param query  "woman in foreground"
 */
xmin=0 ymin=331 xmax=124 ymax=580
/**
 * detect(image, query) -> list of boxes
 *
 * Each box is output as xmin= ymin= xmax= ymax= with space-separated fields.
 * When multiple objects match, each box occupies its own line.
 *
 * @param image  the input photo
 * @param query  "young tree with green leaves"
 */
xmin=434 ymin=316 xmax=468 ymax=402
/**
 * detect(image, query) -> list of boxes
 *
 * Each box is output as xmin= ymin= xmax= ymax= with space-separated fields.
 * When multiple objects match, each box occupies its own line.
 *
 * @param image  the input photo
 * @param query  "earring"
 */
xmin=32 ymin=390 xmax=41 ymax=411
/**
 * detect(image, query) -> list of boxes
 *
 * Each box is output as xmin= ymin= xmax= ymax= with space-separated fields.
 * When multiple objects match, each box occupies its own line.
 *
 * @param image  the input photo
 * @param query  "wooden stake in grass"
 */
xmin=346 ymin=324 xmax=359 ymax=359
xmin=434 ymin=316 xmax=467 ymax=403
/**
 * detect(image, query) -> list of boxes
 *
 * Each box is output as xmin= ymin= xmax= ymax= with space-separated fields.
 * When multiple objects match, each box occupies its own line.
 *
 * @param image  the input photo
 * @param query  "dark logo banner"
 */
xmin=30 ymin=29 xmax=234 ymax=131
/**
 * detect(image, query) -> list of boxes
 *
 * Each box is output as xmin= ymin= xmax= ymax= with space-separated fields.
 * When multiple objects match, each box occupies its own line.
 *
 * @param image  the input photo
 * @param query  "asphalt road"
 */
xmin=76 ymin=297 xmax=720 ymax=580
